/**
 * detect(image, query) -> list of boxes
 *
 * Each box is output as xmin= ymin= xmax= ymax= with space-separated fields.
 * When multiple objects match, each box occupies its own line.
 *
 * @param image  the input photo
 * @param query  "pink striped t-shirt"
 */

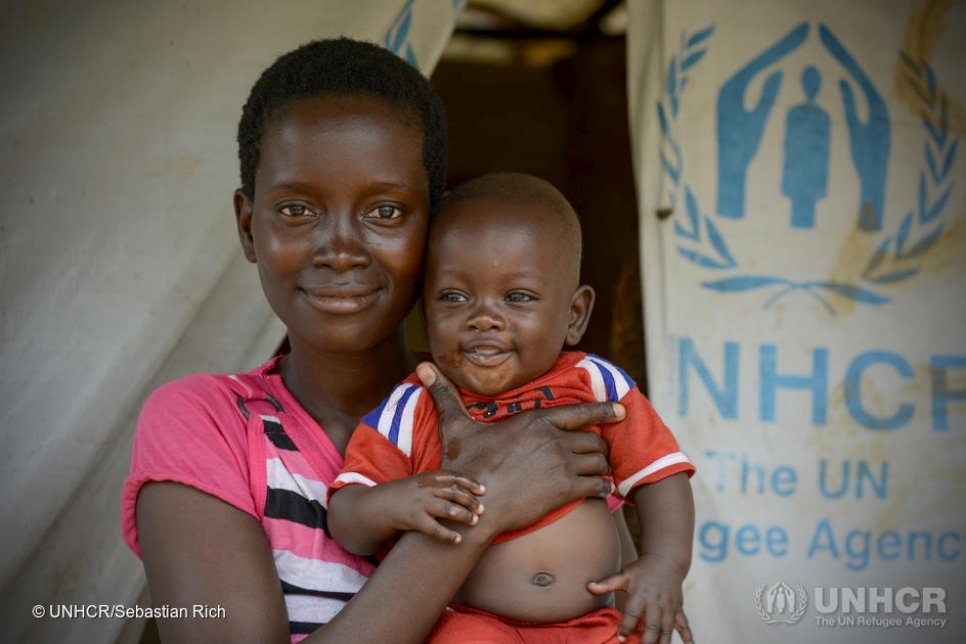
xmin=122 ymin=356 xmax=375 ymax=641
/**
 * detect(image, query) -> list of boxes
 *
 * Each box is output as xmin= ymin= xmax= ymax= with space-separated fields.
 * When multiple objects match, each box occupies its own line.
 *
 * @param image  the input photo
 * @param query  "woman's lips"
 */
xmin=461 ymin=344 xmax=512 ymax=367
xmin=300 ymin=286 xmax=381 ymax=314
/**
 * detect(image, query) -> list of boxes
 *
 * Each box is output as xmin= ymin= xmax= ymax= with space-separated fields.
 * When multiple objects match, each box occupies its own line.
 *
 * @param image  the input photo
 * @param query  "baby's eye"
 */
xmin=506 ymin=292 xmax=535 ymax=303
xmin=367 ymin=204 xmax=404 ymax=221
xmin=439 ymin=291 xmax=469 ymax=303
xmin=279 ymin=204 xmax=312 ymax=217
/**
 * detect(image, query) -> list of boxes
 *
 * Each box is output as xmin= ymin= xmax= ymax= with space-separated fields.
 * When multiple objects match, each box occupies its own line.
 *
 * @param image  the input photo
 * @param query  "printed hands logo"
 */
xmin=755 ymin=581 xmax=808 ymax=625
xmin=659 ymin=23 xmax=957 ymax=314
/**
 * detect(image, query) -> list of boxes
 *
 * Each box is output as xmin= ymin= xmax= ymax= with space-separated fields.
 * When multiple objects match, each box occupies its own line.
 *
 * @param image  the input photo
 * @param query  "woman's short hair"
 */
xmin=237 ymin=38 xmax=447 ymax=208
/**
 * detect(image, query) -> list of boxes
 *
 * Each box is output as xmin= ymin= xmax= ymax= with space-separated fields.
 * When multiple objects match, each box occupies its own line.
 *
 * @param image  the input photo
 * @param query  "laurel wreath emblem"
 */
xmin=861 ymin=53 xmax=957 ymax=287
xmin=385 ymin=0 xmax=420 ymax=66
xmin=386 ymin=0 xmax=468 ymax=68
xmin=662 ymin=25 xmax=957 ymax=314
xmin=754 ymin=583 xmax=808 ymax=625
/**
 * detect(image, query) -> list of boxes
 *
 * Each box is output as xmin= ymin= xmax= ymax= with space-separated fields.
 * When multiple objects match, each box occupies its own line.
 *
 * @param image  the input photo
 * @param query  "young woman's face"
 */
xmin=235 ymin=95 xmax=430 ymax=355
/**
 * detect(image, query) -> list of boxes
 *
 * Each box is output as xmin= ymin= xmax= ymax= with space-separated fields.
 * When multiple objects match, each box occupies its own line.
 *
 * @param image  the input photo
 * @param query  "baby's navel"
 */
xmin=529 ymin=572 xmax=556 ymax=588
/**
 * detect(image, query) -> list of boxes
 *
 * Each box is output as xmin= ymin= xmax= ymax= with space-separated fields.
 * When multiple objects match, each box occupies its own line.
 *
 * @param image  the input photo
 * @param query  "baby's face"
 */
xmin=423 ymin=199 xmax=591 ymax=396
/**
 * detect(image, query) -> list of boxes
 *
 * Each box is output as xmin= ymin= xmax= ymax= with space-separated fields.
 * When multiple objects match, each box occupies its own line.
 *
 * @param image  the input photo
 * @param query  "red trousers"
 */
xmin=429 ymin=604 xmax=640 ymax=643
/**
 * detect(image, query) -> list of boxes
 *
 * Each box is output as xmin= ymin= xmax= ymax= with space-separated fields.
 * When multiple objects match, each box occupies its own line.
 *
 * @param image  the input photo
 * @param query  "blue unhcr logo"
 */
xmin=661 ymin=23 xmax=957 ymax=313
xmin=385 ymin=0 xmax=468 ymax=68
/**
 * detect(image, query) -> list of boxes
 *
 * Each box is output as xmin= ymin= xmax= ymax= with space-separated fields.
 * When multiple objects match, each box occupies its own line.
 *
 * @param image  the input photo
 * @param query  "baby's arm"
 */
xmin=328 ymin=472 xmax=485 ymax=555
xmin=588 ymin=472 xmax=695 ymax=644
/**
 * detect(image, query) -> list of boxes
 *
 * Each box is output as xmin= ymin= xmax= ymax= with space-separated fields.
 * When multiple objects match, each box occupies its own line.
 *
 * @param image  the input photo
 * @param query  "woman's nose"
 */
xmin=312 ymin=213 xmax=370 ymax=271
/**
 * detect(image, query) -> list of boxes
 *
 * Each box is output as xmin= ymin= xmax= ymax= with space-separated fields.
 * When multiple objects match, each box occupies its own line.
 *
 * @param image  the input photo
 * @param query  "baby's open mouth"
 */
xmin=462 ymin=344 xmax=512 ymax=367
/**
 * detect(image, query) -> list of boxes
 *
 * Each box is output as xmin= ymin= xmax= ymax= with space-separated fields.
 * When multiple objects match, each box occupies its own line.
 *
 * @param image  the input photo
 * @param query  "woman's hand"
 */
xmin=416 ymin=362 xmax=623 ymax=535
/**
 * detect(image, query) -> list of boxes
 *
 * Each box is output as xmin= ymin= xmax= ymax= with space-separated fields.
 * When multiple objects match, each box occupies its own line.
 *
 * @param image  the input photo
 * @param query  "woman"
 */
xmin=123 ymin=38 xmax=620 ymax=643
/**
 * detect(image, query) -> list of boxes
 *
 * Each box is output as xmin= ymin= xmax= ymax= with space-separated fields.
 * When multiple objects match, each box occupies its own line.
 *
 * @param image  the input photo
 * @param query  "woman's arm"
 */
xmin=137 ymin=483 xmax=290 ymax=644
xmin=137 ymin=368 xmax=621 ymax=643
xmin=138 ymin=481 xmax=493 ymax=644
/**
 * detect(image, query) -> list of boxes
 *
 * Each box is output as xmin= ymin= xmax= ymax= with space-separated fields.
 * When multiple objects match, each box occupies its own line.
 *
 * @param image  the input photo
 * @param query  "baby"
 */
xmin=329 ymin=173 xmax=695 ymax=642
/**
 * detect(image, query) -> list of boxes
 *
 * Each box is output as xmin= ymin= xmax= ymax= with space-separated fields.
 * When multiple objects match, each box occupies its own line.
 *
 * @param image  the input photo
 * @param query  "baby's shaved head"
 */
xmin=434 ymin=173 xmax=583 ymax=284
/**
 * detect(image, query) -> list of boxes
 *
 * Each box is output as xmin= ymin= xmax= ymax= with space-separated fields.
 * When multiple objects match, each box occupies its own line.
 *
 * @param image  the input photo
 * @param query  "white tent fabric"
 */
xmin=0 ymin=1 xmax=462 ymax=642
xmin=628 ymin=1 xmax=965 ymax=642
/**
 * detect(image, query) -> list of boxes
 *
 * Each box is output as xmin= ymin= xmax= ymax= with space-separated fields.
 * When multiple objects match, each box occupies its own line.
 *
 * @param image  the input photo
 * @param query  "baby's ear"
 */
xmin=564 ymin=285 xmax=595 ymax=346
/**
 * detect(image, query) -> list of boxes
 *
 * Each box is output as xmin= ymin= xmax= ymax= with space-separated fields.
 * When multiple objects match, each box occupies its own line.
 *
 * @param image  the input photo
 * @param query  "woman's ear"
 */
xmin=564 ymin=284 xmax=596 ymax=347
xmin=234 ymin=189 xmax=257 ymax=263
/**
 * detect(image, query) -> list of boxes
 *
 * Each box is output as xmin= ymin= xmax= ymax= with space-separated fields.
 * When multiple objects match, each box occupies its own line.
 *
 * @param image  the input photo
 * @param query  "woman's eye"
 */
xmin=506 ymin=292 xmax=534 ymax=303
xmin=279 ymin=204 xmax=311 ymax=217
xmin=369 ymin=205 xmax=404 ymax=220
xmin=440 ymin=292 xmax=468 ymax=303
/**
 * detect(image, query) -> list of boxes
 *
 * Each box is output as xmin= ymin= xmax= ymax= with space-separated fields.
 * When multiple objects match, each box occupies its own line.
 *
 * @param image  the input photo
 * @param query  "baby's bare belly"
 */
xmin=456 ymin=498 xmax=621 ymax=623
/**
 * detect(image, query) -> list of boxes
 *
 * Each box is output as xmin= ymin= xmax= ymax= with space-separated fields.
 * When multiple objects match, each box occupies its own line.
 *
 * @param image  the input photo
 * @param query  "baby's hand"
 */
xmin=587 ymin=554 xmax=694 ymax=643
xmin=380 ymin=470 xmax=485 ymax=544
